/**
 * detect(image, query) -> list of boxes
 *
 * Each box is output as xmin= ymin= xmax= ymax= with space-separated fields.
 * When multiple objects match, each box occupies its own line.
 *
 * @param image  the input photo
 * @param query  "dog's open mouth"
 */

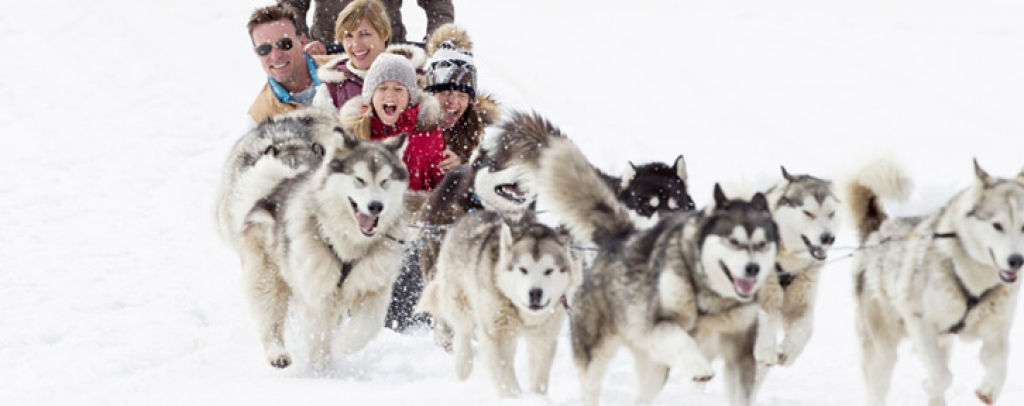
xmin=801 ymin=235 xmax=828 ymax=260
xmin=990 ymin=249 xmax=1019 ymax=283
xmin=495 ymin=183 xmax=527 ymax=204
xmin=721 ymin=261 xmax=757 ymax=299
xmin=349 ymin=198 xmax=379 ymax=236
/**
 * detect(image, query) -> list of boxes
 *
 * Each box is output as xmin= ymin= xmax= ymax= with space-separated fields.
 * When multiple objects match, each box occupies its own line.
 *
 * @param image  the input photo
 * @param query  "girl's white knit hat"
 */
xmin=361 ymin=53 xmax=418 ymax=103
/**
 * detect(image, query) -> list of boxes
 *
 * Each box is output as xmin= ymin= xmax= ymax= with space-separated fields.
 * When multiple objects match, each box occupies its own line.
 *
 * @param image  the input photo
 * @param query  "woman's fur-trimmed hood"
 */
xmin=338 ymin=91 xmax=442 ymax=134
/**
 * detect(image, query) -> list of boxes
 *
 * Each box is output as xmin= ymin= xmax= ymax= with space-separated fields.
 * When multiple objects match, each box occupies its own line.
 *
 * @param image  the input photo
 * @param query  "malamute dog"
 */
xmin=416 ymin=210 xmax=580 ymax=397
xmin=215 ymin=108 xmax=340 ymax=248
xmin=847 ymin=159 xmax=1024 ymax=405
xmin=756 ymin=167 xmax=840 ymax=366
xmin=233 ymin=132 xmax=410 ymax=370
xmin=599 ymin=156 xmax=696 ymax=229
xmin=535 ymin=138 xmax=780 ymax=406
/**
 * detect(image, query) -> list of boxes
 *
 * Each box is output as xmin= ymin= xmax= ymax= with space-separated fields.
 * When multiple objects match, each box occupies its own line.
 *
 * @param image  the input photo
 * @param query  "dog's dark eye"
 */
xmin=355 ymin=177 xmax=366 ymax=187
xmin=559 ymin=267 xmax=567 ymax=274
xmin=828 ymin=212 xmax=836 ymax=219
xmin=754 ymin=242 xmax=767 ymax=251
xmin=728 ymin=238 xmax=741 ymax=247
xmin=803 ymin=210 xmax=815 ymax=219
xmin=993 ymin=222 xmax=1004 ymax=232
xmin=329 ymin=160 xmax=344 ymax=172
xmin=518 ymin=267 xmax=528 ymax=275
xmin=544 ymin=268 xmax=553 ymax=276
xmin=380 ymin=179 xmax=388 ymax=188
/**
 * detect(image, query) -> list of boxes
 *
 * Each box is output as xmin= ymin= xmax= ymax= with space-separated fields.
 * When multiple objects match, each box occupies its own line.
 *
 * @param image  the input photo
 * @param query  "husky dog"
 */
xmin=754 ymin=167 xmax=840 ymax=366
xmin=848 ymin=159 xmax=1024 ymax=406
xmin=535 ymin=138 xmax=780 ymax=406
xmin=233 ymin=132 xmax=409 ymax=370
xmin=599 ymin=156 xmax=696 ymax=229
xmin=215 ymin=108 xmax=340 ymax=247
xmin=416 ymin=210 xmax=580 ymax=397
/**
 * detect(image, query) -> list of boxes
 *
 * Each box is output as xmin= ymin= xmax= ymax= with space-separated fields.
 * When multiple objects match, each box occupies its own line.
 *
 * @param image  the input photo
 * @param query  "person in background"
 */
xmin=422 ymin=23 xmax=501 ymax=167
xmin=338 ymin=53 xmax=446 ymax=192
xmin=280 ymin=0 xmax=454 ymax=54
xmin=247 ymin=3 xmax=335 ymax=123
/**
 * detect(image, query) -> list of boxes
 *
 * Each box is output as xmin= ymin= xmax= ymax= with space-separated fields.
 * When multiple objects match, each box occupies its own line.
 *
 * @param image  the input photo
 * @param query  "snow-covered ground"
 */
xmin=3 ymin=1 xmax=1024 ymax=405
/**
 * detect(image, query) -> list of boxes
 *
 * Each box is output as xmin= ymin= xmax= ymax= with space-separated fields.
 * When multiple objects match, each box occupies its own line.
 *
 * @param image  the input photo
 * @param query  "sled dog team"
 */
xmin=219 ymin=76 xmax=1024 ymax=406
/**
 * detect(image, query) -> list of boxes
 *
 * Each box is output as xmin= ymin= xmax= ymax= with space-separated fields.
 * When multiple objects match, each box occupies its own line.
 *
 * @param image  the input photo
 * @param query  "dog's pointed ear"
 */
xmin=555 ymin=225 xmax=572 ymax=246
xmin=382 ymin=133 xmax=409 ymax=158
xmin=714 ymin=183 xmax=730 ymax=209
xmin=311 ymin=142 xmax=325 ymax=157
xmin=751 ymin=192 xmax=769 ymax=211
xmin=334 ymin=126 xmax=360 ymax=150
xmin=781 ymin=166 xmax=794 ymax=182
xmin=673 ymin=155 xmax=687 ymax=182
xmin=621 ymin=163 xmax=636 ymax=190
xmin=1018 ymin=165 xmax=1024 ymax=182
xmin=973 ymin=158 xmax=996 ymax=187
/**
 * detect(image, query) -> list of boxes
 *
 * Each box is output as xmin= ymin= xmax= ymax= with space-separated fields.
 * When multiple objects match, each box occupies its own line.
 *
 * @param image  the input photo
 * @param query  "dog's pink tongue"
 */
xmin=356 ymin=213 xmax=377 ymax=234
xmin=735 ymin=278 xmax=757 ymax=296
xmin=1000 ymin=270 xmax=1018 ymax=283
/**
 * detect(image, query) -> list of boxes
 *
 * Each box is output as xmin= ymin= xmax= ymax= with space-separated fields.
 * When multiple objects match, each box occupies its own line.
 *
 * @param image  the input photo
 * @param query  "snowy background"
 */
xmin=4 ymin=0 xmax=1024 ymax=405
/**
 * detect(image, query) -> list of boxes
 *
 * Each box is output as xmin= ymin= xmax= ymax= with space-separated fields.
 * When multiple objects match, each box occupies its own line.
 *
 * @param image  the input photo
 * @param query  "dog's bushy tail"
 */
xmin=846 ymin=158 xmax=912 ymax=243
xmin=535 ymin=137 xmax=635 ymax=247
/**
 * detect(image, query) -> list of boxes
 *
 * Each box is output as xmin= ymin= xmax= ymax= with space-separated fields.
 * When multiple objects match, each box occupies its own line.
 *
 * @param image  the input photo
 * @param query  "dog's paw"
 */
xmin=683 ymin=356 xmax=715 ymax=382
xmin=975 ymin=384 xmax=996 ymax=405
xmin=755 ymin=344 xmax=779 ymax=367
xmin=454 ymin=354 xmax=474 ymax=381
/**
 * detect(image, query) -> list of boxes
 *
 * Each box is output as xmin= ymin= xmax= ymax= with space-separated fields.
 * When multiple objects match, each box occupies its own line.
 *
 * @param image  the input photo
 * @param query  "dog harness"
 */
xmin=929 ymin=231 xmax=996 ymax=335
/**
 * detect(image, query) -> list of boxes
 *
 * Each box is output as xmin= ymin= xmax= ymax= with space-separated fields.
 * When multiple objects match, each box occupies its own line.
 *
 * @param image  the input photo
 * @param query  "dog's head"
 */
xmin=240 ymin=113 xmax=331 ymax=173
xmin=316 ymin=132 xmax=409 ymax=238
xmin=469 ymin=147 xmax=536 ymax=212
xmin=770 ymin=167 xmax=841 ymax=261
xmin=956 ymin=160 xmax=1024 ymax=284
xmin=698 ymin=184 xmax=779 ymax=302
xmin=494 ymin=215 xmax=577 ymax=316
xmin=619 ymin=155 xmax=696 ymax=228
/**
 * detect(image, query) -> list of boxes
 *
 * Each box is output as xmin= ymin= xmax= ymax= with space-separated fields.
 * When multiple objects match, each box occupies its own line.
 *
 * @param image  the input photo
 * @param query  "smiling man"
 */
xmin=246 ymin=4 xmax=334 ymax=123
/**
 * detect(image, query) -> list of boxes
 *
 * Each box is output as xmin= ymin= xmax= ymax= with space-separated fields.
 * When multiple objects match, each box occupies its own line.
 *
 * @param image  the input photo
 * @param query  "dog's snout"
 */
xmin=744 ymin=263 xmax=760 ymax=277
xmin=367 ymin=201 xmax=383 ymax=215
xmin=1008 ymin=254 xmax=1024 ymax=270
xmin=820 ymin=233 xmax=835 ymax=246
xmin=529 ymin=288 xmax=544 ymax=305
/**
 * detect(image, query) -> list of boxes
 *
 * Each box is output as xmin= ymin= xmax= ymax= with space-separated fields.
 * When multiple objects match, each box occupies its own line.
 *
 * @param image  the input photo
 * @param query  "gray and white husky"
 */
xmin=535 ymin=137 xmax=780 ymax=406
xmin=847 ymin=158 xmax=1024 ymax=406
xmin=215 ymin=108 xmax=340 ymax=248
xmin=230 ymin=132 xmax=410 ymax=370
xmin=755 ymin=167 xmax=840 ymax=366
xmin=416 ymin=210 xmax=580 ymax=398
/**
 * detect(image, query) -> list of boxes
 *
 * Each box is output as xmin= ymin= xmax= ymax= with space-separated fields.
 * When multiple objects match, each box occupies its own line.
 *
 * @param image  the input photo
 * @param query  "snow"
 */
xmin=3 ymin=0 xmax=1024 ymax=405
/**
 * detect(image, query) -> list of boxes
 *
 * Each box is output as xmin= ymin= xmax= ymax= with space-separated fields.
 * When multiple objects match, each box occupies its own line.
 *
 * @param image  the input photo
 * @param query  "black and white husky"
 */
xmin=535 ymin=137 xmax=781 ymax=406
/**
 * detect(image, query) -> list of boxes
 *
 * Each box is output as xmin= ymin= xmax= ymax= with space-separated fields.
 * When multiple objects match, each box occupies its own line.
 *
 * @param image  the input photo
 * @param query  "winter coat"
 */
xmin=339 ymin=92 xmax=445 ymax=191
xmin=248 ymin=54 xmax=334 ymax=123
xmin=442 ymin=93 xmax=501 ymax=163
xmin=311 ymin=44 xmax=427 ymax=111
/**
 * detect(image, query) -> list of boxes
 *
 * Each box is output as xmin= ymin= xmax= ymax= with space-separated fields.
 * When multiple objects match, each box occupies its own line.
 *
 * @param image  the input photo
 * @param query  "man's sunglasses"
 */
xmin=255 ymin=38 xmax=294 ymax=56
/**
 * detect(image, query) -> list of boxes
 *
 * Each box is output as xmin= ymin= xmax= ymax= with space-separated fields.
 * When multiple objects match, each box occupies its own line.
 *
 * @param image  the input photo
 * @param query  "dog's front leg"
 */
xmin=524 ymin=323 xmax=560 ymax=394
xmin=778 ymin=308 xmax=814 ymax=366
xmin=905 ymin=318 xmax=952 ymax=406
xmin=335 ymin=288 xmax=390 ymax=354
xmin=479 ymin=329 xmax=522 ymax=397
xmin=753 ymin=309 xmax=779 ymax=368
xmin=239 ymin=243 xmax=291 ymax=368
xmin=638 ymin=322 xmax=714 ymax=382
xmin=975 ymin=332 xmax=1009 ymax=404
